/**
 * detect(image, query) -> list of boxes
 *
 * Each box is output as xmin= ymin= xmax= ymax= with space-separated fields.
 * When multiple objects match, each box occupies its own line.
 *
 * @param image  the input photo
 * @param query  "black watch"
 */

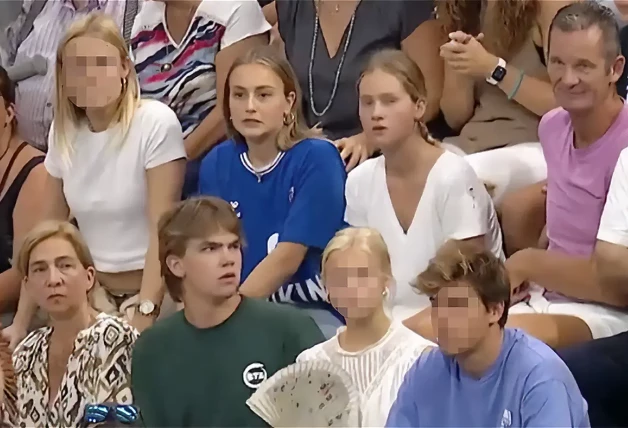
xmin=486 ymin=58 xmax=507 ymax=85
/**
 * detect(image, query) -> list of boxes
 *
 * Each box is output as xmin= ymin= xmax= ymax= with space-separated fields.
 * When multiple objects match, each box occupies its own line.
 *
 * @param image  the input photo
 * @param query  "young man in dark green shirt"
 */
xmin=131 ymin=197 xmax=325 ymax=427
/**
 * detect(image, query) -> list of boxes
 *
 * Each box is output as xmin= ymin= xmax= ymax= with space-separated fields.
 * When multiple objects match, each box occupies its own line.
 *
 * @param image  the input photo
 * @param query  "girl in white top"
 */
xmin=5 ymin=13 xmax=186 ymax=340
xmin=346 ymin=50 xmax=504 ymax=323
xmin=297 ymin=227 xmax=434 ymax=427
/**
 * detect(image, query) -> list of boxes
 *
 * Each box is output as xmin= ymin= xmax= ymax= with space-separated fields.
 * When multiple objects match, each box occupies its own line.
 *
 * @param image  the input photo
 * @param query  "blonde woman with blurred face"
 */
xmin=3 ymin=13 xmax=186 ymax=345
xmin=9 ymin=221 xmax=138 ymax=428
xmin=297 ymin=227 xmax=434 ymax=427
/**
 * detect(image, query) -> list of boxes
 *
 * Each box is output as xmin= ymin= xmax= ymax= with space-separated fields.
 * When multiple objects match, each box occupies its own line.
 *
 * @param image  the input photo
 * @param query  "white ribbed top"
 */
xmin=297 ymin=322 xmax=434 ymax=427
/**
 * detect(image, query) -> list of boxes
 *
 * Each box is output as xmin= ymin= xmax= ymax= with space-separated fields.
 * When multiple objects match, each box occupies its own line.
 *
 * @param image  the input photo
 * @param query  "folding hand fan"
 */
xmin=246 ymin=360 xmax=360 ymax=427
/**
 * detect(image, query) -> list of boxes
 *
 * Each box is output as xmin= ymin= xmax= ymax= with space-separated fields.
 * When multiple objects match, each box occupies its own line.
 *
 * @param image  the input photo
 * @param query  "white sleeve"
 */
xmin=296 ymin=349 xmax=312 ymax=363
xmin=345 ymin=170 xmax=368 ymax=227
xmin=598 ymin=149 xmax=628 ymax=246
xmin=221 ymin=0 xmax=271 ymax=49
xmin=440 ymin=159 xmax=489 ymax=240
xmin=44 ymin=123 xmax=64 ymax=178
xmin=142 ymin=101 xmax=187 ymax=169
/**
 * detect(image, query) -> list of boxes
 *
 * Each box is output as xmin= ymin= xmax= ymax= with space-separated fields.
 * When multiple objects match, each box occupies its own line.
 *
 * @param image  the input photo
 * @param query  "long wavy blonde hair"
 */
xmin=223 ymin=46 xmax=322 ymax=151
xmin=53 ymin=13 xmax=140 ymax=166
xmin=435 ymin=0 xmax=539 ymax=60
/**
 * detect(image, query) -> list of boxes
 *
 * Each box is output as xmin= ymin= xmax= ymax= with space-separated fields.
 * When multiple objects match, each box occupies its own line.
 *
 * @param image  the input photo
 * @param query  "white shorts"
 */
xmin=510 ymin=290 xmax=628 ymax=339
xmin=465 ymin=142 xmax=547 ymax=204
xmin=440 ymin=142 xmax=548 ymax=204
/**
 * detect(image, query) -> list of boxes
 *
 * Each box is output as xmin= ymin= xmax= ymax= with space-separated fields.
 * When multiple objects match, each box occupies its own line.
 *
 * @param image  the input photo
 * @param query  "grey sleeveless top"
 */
xmin=277 ymin=0 xmax=434 ymax=140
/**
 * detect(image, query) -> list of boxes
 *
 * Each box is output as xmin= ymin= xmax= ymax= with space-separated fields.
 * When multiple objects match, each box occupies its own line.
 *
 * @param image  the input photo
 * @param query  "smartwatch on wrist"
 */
xmin=486 ymin=58 xmax=507 ymax=85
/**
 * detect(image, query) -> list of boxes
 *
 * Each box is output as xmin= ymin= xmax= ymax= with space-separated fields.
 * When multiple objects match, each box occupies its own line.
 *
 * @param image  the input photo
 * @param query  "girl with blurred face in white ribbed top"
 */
xmin=297 ymin=227 xmax=434 ymax=427
xmin=3 ymin=13 xmax=186 ymax=344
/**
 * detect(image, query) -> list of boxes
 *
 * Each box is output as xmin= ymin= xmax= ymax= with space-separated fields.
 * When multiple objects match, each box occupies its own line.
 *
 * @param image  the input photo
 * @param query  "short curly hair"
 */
xmin=415 ymin=240 xmax=511 ymax=328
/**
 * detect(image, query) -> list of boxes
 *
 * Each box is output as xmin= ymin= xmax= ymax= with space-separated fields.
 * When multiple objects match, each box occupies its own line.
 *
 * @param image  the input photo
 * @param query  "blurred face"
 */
xmin=26 ymin=237 xmax=94 ymax=317
xmin=62 ymin=36 xmax=130 ymax=109
xmin=323 ymin=247 xmax=388 ymax=319
xmin=359 ymin=69 xmax=425 ymax=150
xmin=430 ymin=282 xmax=503 ymax=356
xmin=228 ymin=63 xmax=295 ymax=143
xmin=167 ymin=231 xmax=242 ymax=301
xmin=548 ymin=27 xmax=624 ymax=113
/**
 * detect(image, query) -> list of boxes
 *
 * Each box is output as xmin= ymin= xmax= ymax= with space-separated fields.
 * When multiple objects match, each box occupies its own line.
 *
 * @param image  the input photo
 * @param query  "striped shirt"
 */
xmin=131 ymin=0 xmax=269 ymax=137
xmin=6 ymin=0 xmax=127 ymax=149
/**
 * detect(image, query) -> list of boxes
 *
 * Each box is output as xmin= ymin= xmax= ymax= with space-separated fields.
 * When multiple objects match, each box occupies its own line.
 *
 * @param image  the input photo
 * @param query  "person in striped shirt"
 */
xmin=130 ymin=0 xmax=269 ymax=197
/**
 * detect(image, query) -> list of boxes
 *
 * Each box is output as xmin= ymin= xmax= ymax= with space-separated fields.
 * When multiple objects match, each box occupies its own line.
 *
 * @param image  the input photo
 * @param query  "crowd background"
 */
xmin=0 ymin=0 xmax=626 ymax=426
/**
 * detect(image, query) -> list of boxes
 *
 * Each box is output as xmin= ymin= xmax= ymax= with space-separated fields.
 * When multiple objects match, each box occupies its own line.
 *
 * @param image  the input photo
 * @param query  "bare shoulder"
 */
xmin=14 ymin=149 xmax=46 ymax=201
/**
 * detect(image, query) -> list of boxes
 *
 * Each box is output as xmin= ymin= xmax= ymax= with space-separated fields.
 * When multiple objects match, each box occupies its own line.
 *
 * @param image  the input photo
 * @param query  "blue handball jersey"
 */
xmin=198 ymin=138 xmax=347 ymax=315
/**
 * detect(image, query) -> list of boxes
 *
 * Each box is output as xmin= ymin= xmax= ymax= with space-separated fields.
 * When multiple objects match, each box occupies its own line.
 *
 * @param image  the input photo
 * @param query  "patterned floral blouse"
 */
xmin=9 ymin=314 xmax=138 ymax=428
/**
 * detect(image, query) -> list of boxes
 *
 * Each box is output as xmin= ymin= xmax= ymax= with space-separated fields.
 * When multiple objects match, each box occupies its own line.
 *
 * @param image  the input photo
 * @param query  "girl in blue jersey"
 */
xmin=197 ymin=46 xmax=347 ymax=338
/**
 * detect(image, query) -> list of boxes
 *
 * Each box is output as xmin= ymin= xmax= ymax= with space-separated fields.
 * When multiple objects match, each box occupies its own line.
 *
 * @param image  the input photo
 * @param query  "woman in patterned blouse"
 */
xmin=0 ymin=336 xmax=15 ymax=424
xmin=8 ymin=220 xmax=138 ymax=428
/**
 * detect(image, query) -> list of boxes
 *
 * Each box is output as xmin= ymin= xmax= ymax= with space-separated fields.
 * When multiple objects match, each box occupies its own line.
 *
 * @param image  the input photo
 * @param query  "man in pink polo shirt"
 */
xmin=505 ymin=1 xmax=628 ymax=349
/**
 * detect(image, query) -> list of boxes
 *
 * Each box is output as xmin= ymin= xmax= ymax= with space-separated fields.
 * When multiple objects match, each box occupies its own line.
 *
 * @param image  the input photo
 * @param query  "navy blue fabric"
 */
xmin=558 ymin=332 xmax=628 ymax=428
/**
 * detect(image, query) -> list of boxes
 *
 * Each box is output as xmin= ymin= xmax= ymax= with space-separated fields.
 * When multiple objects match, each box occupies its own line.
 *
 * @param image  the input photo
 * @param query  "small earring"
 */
xmin=283 ymin=112 xmax=295 ymax=126
xmin=382 ymin=288 xmax=389 ymax=297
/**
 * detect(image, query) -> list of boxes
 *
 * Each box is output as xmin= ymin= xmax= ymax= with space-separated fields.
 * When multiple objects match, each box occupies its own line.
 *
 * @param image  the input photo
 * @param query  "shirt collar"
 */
xmin=62 ymin=0 xmax=108 ymax=12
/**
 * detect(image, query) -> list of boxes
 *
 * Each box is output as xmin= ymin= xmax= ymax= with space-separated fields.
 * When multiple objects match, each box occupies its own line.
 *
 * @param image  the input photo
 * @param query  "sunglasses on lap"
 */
xmin=82 ymin=403 xmax=141 ymax=427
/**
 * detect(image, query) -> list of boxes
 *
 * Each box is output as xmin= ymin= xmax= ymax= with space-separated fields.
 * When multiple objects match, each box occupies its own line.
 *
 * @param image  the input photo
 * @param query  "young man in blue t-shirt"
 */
xmin=386 ymin=240 xmax=589 ymax=428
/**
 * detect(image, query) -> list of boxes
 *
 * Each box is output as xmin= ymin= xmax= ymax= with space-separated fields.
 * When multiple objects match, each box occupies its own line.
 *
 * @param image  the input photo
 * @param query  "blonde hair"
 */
xmin=223 ymin=46 xmax=322 ymax=151
xmin=359 ymin=49 xmax=439 ymax=145
xmin=16 ymin=220 xmax=95 ymax=277
xmin=321 ymin=227 xmax=392 ymax=279
xmin=53 ymin=13 xmax=140 ymax=166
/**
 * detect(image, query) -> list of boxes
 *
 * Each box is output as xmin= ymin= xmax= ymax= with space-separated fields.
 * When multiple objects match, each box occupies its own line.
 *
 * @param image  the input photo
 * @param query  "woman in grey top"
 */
xmin=263 ymin=0 xmax=442 ymax=171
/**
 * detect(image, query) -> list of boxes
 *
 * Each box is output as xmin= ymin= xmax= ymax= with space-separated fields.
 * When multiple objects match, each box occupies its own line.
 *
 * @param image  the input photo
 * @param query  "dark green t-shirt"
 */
xmin=131 ymin=297 xmax=325 ymax=427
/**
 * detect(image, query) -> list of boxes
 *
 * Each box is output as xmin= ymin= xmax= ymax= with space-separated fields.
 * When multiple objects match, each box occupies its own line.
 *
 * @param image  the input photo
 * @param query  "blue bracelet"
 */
xmin=507 ymin=70 xmax=525 ymax=100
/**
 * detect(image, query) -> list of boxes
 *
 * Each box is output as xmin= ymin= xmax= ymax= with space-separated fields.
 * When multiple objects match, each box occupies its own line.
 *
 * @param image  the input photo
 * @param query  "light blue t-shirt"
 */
xmin=386 ymin=328 xmax=589 ymax=428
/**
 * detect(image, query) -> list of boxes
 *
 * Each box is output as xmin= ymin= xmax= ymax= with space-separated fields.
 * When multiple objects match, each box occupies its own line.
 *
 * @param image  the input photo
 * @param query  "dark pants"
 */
xmin=558 ymin=331 xmax=628 ymax=427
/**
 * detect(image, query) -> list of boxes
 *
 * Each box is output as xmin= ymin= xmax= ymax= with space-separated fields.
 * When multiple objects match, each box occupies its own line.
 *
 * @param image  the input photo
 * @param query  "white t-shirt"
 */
xmin=598 ymin=147 xmax=628 ymax=245
xmin=45 ymin=100 xmax=186 ymax=273
xmin=345 ymin=151 xmax=504 ymax=321
xmin=297 ymin=322 xmax=434 ymax=428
